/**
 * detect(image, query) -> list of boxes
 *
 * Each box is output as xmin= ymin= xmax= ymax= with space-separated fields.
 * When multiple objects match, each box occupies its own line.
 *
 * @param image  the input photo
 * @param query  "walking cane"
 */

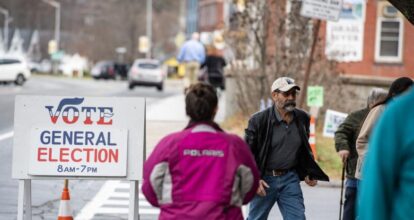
xmin=339 ymin=161 xmax=346 ymax=220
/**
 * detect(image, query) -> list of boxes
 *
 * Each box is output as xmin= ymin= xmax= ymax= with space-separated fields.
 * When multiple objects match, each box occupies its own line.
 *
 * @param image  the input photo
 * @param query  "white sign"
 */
xmin=28 ymin=127 xmax=128 ymax=176
xmin=300 ymin=0 xmax=343 ymax=21
xmin=12 ymin=96 xmax=146 ymax=180
xmin=323 ymin=109 xmax=348 ymax=138
xmin=139 ymin=36 xmax=149 ymax=53
xmin=325 ymin=0 xmax=366 ymax=62
xmin=116 ymin=47 xmax=127 ymax=54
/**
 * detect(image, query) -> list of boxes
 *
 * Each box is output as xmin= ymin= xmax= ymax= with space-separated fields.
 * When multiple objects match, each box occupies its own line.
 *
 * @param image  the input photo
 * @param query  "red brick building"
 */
xmin=198 ymin=0 xmax=226 ymax=32
xmin=198 ymin=0 xmax=414 ymax=81
xmin=321 ymin=0 xmax=414 ymax=80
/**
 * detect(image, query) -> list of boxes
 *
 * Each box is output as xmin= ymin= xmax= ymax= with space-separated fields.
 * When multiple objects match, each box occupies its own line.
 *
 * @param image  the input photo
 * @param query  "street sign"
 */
xmin=48 ymin=40 xmax=57 ymax=54
xmin=13 ymin=96 xmax=146 ymax=220
xmin=300 ymin=0 xmax=343 ymax=21
xmin=323 ymin=109 xmax=348 ymax=138
xmin=116 ymin=47 xmax=127 ymax=54
xmin=174 ymin=32 xmax=186 ymax=48
xmin=138 ymin=36 xmax=150 ymax=53
xmin=51 ymin=50 xmax=64 ymax=61
xmin=12 ymin=96 xmax=145 ymax=180
xmin=307 ymin=86 xmax=324 ymax=107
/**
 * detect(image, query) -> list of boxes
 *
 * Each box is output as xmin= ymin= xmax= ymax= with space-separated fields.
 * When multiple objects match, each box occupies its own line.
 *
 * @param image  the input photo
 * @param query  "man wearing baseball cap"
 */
xmin=245 ymin=77 xmax=329 ymax=219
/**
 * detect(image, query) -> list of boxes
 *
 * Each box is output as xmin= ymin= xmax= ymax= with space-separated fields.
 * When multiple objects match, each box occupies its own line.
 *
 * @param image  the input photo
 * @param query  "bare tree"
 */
xmin=226 ymin=0 xmax=342 ymax=116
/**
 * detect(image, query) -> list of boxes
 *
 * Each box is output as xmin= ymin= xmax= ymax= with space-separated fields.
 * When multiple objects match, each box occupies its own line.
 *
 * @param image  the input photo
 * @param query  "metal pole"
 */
xmin=42 ymin=0 xmax=61 ymax=74
xmin=339 ymin=161 xmax=346 ymax=220
xmin=5 ymin=13 xmax=8 ymax=50
xmin=64 ymin=179 xmax=68 ymax=189
xmin=0 ymin=7 xmax=9 ymax=50
xmin=42 ymin=0 xmax=60 ymax=50
xmin=55 ymin=4 xmax=61 ymax=51
xmin=146 ymin=0 xmax=152 ymax=58
xmin=128 ymin=180 xmax=139 ymax=220
xmin=298 ymin=19 xmax=321 ymax=109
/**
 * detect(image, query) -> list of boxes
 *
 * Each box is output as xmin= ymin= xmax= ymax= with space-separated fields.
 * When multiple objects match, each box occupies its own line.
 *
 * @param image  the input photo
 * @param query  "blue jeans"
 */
xmin=247 ymin=171 xmax=305 ymax=220
xmin=343 ymin=179 xmax=358 ymax=220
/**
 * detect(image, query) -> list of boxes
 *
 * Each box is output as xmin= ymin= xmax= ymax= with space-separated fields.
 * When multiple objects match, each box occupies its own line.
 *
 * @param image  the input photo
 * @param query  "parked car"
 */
xmin=128 ymin=59 xmax=165 ymax=91
xmin=91 ymin=61 xmax=116 ymax=79
xmin=28 ymin=61 xmax=41 ymax=73
xmin=30 ymin=59 xmax=52 ymax=73
xmin=0 ymin=57 xmax=31 ymax=85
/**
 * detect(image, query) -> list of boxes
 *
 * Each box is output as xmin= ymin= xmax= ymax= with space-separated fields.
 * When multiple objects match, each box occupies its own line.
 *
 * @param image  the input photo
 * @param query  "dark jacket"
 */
xmin=245 ymin=106 xmax=329 ymax=181
xmin=334 ymin=108 xmax=369 ymax=179
xmin=201 ymin=55 xmax=226 ymax=77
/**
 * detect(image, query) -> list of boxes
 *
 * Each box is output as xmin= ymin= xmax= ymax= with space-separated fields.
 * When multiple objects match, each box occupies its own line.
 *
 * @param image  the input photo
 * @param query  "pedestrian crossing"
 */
xmin=75 ymin=180 xmax=159 ymax=220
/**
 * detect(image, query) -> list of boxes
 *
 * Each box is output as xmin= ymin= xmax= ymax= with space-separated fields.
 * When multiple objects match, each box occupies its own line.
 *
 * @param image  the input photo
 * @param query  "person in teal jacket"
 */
xmin=358 ymin=87 xmax=414 ymax=220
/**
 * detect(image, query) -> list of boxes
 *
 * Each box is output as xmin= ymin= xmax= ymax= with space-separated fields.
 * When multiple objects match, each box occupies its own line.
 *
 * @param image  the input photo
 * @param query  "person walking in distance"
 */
xmin=177 ymin=32 xmax=206 ymax=91
xmin=201 ymin=45 xmax=227 ymax=90
xmin=142 ymin=83 xmax=260 ymax=220
xmin=334 ymin=88 xmax=387 ymax=220
xmin=245 ymin=77 xmax=329 ymax=220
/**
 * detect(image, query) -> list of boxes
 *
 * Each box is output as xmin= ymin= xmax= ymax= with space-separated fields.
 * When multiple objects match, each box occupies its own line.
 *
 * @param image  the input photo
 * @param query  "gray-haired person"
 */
xmin=334 ymin=87 xmax=387 ymax=220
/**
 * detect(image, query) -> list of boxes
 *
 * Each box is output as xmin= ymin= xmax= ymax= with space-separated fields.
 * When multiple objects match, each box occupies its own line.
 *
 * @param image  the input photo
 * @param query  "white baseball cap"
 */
xmin=271 ymin=77 xmax=300 ymax=92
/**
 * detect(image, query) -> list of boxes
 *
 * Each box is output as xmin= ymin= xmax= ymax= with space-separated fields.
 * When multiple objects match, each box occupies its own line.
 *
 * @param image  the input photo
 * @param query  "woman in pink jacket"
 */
xmin=142 ymin=83 xmax=260 ymax=220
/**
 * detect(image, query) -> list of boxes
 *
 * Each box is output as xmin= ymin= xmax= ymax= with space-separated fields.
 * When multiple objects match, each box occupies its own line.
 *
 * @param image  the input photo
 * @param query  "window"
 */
xmin=375 ymin=17 xmax=403 ymax=63
xmin=199 ymin=3 xmax=216 ymax=28
xmin=0 ymin=59 xmax=20 ymax=65
xmin=138 ymin=63 xmax=159 ymax=69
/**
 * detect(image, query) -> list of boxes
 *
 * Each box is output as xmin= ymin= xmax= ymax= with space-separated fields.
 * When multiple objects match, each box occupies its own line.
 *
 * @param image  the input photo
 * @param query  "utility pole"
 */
xmin=299 ymin=19 xmax=321 ymax=109
xmin=0 ymin=7 xmax=10 ymax=50
xmin=146 ymin=0 xmax=152 ymax=58
xmin=42 ymin=0 xmax=61 ymax=51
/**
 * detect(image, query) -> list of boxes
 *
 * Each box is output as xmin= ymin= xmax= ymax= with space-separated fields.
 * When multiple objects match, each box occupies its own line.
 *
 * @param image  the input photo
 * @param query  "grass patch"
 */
xmin=220 ymin=112 xmax=248 ymax=136
xmin=221 ymin=114 xmax=343 ymax=180
xmin=315 ymin=135 xmax=342 ymax=180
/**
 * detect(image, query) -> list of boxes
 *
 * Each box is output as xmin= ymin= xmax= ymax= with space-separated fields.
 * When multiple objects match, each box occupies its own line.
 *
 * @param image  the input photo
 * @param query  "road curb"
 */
xmin=317 ymin=180 xmax=342 ymax=188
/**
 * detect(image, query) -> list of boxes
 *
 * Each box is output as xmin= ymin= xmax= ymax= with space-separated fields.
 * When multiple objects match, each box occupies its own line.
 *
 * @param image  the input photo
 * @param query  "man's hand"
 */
xmin=305 ymin=176 xmax=317 ymax=187
xmin=256 ymin=179 xmax=269 ymax=197
xmin=338 ymin=150 xmax=350 ymax=163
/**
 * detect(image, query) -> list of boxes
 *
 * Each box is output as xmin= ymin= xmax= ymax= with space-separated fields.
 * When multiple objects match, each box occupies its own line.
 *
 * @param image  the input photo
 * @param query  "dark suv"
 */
xmin=91 ymin=61 xmax=116 ymax=79
xmin=91 ymin=61 xmax=130 ymax=80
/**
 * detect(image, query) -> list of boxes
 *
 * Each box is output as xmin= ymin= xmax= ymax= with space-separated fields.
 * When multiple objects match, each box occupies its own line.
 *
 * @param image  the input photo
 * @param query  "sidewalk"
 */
xmin=146 ymin=90 xmax=226 ymax=154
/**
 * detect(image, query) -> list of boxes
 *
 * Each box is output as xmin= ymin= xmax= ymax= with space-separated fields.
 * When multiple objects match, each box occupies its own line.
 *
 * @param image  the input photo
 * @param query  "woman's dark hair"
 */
xmin=373 ymin=77 xmax=413 ymax=108
xmin=185 ymin=83 xmax=218 ymax=122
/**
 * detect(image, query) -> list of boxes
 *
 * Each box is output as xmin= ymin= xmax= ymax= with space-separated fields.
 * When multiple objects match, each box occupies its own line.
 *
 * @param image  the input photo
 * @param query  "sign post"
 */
xmin=12 ymin=96 xmax=146 ymax=220
xmin=298 ymin=0 xmax=342 ymax=108
xmin=323 ymin=109 xmax=348 ymax=138
xmin=307 ymin=86 xmax=324 ymax=107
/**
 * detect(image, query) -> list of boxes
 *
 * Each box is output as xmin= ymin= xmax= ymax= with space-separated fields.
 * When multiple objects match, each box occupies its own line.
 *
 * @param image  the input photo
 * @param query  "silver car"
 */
xmin=128 ymin=59 xmax=165 ymax=91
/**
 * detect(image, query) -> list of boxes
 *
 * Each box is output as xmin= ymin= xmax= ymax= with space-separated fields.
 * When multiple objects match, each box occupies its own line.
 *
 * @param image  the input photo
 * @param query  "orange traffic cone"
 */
xmin=58 ymin=179 xmax=73 ymax=220
xmin=309 ymin=116 xmax=318 ymax=161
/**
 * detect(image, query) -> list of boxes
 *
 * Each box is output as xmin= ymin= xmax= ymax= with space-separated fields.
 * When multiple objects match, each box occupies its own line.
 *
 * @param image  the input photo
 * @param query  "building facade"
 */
xmin=186 ymin=0 xmax=199 ymax=37
xmin=321 ymin=0 xmax=414 ymax=80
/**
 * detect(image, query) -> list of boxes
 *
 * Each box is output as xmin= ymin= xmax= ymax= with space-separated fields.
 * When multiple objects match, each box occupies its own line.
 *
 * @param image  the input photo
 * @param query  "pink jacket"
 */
xmin=142 ymin=122 xmax=260 ymax=220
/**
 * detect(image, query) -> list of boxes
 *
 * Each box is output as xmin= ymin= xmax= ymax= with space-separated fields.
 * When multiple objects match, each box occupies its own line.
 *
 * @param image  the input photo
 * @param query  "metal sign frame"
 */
xmin=12 ymin=96 xmax=146 ymax=220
